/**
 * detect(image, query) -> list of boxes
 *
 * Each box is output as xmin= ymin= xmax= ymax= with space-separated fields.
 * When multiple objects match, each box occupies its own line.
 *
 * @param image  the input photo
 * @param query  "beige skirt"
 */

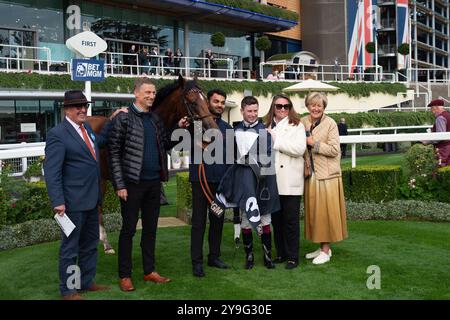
xmin=304 ymin=174 xmax=348 ymax=243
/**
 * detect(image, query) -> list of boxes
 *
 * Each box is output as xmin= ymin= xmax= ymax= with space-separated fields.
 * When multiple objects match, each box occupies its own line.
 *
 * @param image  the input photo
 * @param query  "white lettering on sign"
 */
xmin=66 ymin=5 xmax=81 ymax=30
xmin=76 ymin=62 xmax=103 ymax=78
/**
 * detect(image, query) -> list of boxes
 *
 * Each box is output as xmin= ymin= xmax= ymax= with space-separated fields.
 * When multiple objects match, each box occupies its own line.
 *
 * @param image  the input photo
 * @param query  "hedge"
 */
xmin=0 ymin=72 xmax=407 ymax=99
xmin=325 ymin=111 xmax=434 ymax=129
xmin=0 ymin=213 xmax=122 ymax=251
xmin=436 ymin=166 xmax=450 ymax=203
xmin=0 ymin=180 xmax=120 ymax=227
xmin=177 ymin=166 xmax=403 ymax=210
xmin=204 ymin=0 xmax=299 ymax=21
xmin=342 ymin=166 xmax=402 ymax=202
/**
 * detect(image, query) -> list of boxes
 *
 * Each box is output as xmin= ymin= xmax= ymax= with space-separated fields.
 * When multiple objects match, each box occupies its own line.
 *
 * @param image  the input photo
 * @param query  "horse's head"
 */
xmin=178 ymin=75 xmax=218 ymax=131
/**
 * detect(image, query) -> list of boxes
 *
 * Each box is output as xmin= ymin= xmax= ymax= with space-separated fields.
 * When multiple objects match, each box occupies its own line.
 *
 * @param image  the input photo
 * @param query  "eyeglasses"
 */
xmin=275 ymin=104 xmax=291 ymax=110
xmin=74 ymin=104 xmax=90 ymax=110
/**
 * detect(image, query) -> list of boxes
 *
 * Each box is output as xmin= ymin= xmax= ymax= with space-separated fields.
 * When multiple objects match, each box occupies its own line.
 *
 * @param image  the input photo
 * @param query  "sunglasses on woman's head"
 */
xmin=275 ymin=103 xmax=291 ymax=110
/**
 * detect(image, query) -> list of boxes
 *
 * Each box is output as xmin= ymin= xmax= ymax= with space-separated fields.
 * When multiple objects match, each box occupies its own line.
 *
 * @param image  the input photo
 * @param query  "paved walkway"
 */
xmin=136 ymin=217 xmax=188 ymax=230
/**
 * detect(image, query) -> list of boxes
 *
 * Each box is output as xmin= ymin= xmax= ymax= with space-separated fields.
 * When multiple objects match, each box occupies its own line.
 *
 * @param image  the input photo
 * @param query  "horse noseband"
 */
xmin=183 ymin=87 xmax=216 ymax=122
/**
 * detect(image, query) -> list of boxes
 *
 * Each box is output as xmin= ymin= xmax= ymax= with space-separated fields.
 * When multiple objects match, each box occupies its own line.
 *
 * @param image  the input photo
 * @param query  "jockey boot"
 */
xmin=261 ymin=232 xmax=275 ymax=269
xmin=242 ymin=230 xmax=254 ymax=270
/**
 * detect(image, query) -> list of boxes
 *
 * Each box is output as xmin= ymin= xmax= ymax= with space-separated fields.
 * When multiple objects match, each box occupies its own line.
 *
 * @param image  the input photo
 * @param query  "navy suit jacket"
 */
xmin=44 ymin=118 xmax=103 ymax=212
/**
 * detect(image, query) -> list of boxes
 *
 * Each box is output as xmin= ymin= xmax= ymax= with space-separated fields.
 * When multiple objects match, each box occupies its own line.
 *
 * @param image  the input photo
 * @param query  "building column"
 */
xmin=184 ymin=20 xmax=190 ymax=77
xmin=413 ymin=2 xmax=418 ymax=82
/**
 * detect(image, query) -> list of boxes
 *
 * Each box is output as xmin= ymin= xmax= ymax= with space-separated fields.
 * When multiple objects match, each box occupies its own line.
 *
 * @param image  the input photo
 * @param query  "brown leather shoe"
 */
xmin=119 ymin=278 xmax=135 ymax=292
xmin=87 ymin=283 xmax=110 ymax=292
xmin=143 ymin=272 xmax=171 ymax=283
xmin=62 ymin=293 xmax=84 ymax=300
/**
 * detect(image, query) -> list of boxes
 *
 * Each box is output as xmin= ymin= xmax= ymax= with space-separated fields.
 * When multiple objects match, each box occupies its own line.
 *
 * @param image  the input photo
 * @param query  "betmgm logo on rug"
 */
xmin=71 ymin=58 xmax=105 ymax=82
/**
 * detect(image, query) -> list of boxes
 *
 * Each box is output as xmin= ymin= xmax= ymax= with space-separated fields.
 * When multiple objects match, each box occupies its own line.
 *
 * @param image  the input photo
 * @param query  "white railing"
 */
xmin=341 ymin=132 xmax=450 ymax=168
xmin=0 ymin=46 xmax=250 ymax=79
xmin=259 ymin=62 xmax=388 ymax=82
xmin=0 ymin=146 xmax=44 ymax=176
xmin=347 ymin=125 xmax=432 ymax=135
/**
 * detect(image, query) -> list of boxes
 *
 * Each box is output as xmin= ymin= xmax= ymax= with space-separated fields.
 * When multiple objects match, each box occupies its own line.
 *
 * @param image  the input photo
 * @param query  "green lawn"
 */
xmin=159 ymin=177 xmax=178 ymax=217
xmin=341 ymin=153 xmax=406 ymax=168
xmin=0 ymin=220 xmax=449 ymax=300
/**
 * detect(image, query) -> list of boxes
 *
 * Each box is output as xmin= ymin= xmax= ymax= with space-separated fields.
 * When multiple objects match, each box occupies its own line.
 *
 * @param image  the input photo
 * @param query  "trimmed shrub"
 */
xmin=0 ymin=213 xmax=122 ymax=251
xmin=365 ymin=42 xmax=375 ymax=54
xmin=0 ymin=188 xmax=7 ymax=226
xmin=210 ymin=32 xmax=226 ymax=47
xmin=0 ymin=72 xmax=407 ymax=99
xmin=176 ymin=172 xmax=192 ymax=223
xmin=436 ymin=166 xmax=450 ymax=203
xmin=344 ymin=200 xmax=450 ymax=222
xmin=255 ymin=36 xmax=272 ymax=52
xmin=398 ymin=43 xmax=410 ymax=55
xmin=342 ymin=165 xmax=402 ymax=202
xmin=102 ymin=181 xmax=121 ymax=214
xmin=12 ymin=182 xmax=52 ymax=224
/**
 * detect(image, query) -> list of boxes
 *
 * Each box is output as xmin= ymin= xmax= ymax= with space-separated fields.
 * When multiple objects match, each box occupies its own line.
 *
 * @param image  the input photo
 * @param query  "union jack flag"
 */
xmin=347 ymin=0 xmax=378 ymax=74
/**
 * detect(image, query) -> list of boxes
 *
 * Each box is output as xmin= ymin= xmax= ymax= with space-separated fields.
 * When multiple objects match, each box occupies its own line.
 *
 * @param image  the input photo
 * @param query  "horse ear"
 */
xmin=178 ymin=74 xmax=185 ymax=87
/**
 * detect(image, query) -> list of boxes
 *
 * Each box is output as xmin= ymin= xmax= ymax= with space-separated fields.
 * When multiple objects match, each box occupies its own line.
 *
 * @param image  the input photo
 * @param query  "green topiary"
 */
xmin=365 ymin=42 xmax=375 ymax=54
xmin=255 ymin=36 xmax=272 ymax=52
xmin=210 ymin=32 xmax=226 ymax=47
xmin=398 ymin=43 xmax=410 ymax=55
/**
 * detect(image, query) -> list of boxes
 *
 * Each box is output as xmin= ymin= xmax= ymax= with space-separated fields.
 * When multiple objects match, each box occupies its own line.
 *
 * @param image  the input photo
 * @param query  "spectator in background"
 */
xmin=163 ymin=48 xmax=174 ymax=75
xmin=337 ymin=117 xmax=348 ymax=157
xmin=205 ymin=49 xmax=217 ymax=77
xmin=138 ymin=48 xmax=149 ymax=75
xmin=174 ymin=48 xmax=183 ymax=76
xmin=150 ymin=47 xmax=159 ymax=75
xmin=333 ymin=57 xmax=340 ymax=81
xmin=127 ymin=45 xmax=138 ymax=75
xmin=266 ymin=71 xmax=279 ymax=81
xmin=423 ymin=99 xmax=450 ymax=167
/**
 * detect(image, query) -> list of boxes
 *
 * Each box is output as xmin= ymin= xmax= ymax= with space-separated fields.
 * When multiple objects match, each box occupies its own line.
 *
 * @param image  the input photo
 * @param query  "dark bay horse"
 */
xmin=87 ymin=75 xmax=218 ymax=254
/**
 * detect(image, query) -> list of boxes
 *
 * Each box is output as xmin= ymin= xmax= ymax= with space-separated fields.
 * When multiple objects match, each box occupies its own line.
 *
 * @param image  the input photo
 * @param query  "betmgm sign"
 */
xmin=71 ymin=59 xmax=105 ymax=82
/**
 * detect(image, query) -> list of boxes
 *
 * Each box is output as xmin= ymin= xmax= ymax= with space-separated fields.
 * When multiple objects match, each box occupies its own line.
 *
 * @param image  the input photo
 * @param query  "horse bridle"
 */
xmin=182 ymin=87 xmax=218 ymax=206
xmin=183 ymin=87 xmax=216 ymax=122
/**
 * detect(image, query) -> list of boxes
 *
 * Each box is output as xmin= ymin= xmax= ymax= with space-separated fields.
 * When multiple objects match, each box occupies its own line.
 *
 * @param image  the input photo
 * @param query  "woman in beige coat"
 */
xmin=301 ymin=92 xmax=348 ymax=265
xmin=265 ymin=93 xmax=306 ymax=269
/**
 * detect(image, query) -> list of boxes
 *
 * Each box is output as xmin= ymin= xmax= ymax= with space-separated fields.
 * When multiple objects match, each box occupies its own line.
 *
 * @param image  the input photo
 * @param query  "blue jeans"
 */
xmin=59 ymin=208 xmax=99 ymax=296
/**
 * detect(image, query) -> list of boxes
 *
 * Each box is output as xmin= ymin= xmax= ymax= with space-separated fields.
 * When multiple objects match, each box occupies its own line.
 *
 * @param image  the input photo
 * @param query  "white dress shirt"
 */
xmin=65 ymin=116 xmax=96 ymax=153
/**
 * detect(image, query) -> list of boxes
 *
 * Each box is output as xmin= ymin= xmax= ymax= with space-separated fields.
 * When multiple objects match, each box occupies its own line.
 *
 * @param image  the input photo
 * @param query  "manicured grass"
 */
xmin=0 ymin=220 xmax=449 ymax=300
xmin=341 ymin=153 xmax=406 ymax=168
xmin=159 ymin=177 xmax=177 ymax=217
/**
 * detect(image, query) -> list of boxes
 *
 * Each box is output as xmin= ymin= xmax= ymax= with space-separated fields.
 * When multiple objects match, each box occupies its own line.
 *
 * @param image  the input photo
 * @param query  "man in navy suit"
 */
xmin=44 ymin=90 xmax=110 ymax=300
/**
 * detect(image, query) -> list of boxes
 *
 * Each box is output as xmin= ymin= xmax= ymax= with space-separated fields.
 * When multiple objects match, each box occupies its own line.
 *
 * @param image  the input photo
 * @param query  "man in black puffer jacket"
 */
xmin=108 ymin=77 xmax=187 ymax=292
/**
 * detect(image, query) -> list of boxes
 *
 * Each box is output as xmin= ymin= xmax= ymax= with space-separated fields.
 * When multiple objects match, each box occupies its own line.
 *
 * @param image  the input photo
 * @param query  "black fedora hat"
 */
xmin=63 ymin=90 xmax=91 ymax=107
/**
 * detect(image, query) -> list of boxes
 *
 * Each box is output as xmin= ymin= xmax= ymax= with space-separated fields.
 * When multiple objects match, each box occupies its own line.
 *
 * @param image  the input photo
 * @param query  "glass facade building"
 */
xmin=0 ymin=0 xmax=297 ymax=143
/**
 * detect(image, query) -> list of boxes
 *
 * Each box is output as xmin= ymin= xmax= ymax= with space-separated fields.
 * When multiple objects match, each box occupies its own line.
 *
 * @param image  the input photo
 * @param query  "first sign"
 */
xmin=66 ymin=31 xmax=107 ymax=58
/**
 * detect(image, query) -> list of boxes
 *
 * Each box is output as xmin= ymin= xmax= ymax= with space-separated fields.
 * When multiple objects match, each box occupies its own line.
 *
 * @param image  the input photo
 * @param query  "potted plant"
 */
xmin=255 ymin=35 xmax=272 ymax=63
xmin=171 ymin=150 xmax=182 ymax=169
xmin=24 ymin=158 xmax=44 ymax=182
xmin=181 ymin=151 xmax=190 ymax=169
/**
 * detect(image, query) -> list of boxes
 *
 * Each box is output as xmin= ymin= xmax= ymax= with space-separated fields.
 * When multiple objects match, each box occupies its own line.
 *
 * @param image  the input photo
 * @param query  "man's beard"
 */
xmin=210 ymin=109 xmax=221 ymax=117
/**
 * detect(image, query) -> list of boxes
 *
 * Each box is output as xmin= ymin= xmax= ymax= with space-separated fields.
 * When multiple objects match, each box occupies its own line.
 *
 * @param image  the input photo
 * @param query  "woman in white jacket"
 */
xmin=265 ymin=93 xmax=306 ymax=269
